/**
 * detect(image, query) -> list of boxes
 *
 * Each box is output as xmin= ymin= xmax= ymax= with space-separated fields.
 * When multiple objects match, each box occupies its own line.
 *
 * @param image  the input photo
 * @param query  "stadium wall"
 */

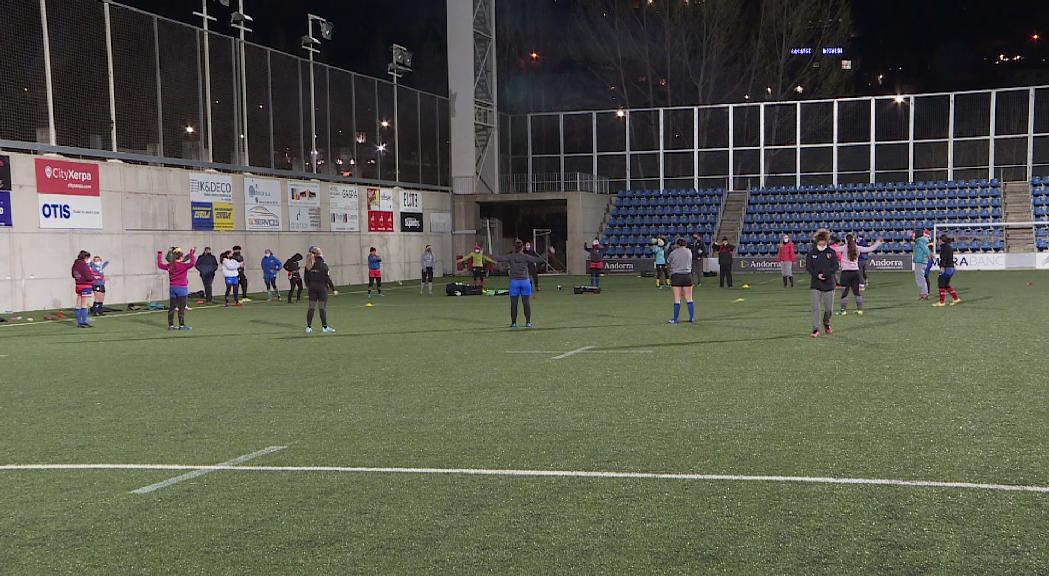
xmin=0 ymin=152 xmax=453 ymax=312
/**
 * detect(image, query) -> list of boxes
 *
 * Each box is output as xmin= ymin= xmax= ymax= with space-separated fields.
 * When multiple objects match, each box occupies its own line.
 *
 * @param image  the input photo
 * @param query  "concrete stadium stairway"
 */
xmin=715 ymin=189 xmax=749 ymax=245
xmin=1002 ymin=181 xmax=1034 ymax=252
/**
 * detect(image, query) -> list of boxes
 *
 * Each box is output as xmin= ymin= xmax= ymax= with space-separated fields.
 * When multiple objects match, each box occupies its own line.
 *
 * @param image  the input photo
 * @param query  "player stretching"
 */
xmin=492 ymin=240 xmax=542 ymax=328
xmin=835 ymin=234 xmax=883 ymax=315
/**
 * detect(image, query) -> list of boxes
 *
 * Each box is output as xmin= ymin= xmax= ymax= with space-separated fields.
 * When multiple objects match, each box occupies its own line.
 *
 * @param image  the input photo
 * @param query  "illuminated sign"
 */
xmin=822 ymin=47 xmax=844 ymax=55
xmin=790 ymin=47 xmax=813 ymax=55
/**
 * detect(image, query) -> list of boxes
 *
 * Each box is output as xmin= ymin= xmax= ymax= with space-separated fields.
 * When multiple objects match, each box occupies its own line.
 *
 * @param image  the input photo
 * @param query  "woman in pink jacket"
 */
xmin=776 ymin=234 xmax=796 ymax=288
xmin=157 ymin=247 xmax=197 ymax=331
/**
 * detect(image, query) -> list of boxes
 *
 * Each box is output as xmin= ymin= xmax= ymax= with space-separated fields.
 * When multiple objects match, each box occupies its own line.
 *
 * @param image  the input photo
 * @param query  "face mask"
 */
xmin=474 ymin=249 xmax=480 ymax=253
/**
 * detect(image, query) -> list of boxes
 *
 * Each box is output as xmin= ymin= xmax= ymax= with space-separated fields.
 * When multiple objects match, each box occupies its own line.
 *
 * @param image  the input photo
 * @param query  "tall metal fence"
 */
xmin=505 ymin=87 xmax=1049 ymax=192
xmin=0 ymin=0 xmax=451 ymax=190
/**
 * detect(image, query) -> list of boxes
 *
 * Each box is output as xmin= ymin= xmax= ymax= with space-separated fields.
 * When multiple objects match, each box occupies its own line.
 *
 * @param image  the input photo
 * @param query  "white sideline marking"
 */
xmin=128 ymin=446 xmax=286 ymax=494
xmin=551 ymin=346 xmax=595 ymax=359
xmin=1 ymin=463 xmax=1047 ymax=494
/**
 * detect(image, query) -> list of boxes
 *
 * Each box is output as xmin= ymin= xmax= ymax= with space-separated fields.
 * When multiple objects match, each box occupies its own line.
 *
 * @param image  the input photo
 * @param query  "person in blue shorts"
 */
xmin=492 ymin=240 xmax=542 ymax=328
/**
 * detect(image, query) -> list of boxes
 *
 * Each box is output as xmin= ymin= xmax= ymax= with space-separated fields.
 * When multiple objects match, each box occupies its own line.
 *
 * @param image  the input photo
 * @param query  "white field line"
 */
xmin=551 ymin=346 xmax=595 ymax=360
xmin=128 ymin=446 xmax=286 ymax=494
xmin=505 ymin=349 xmax=653 ymax=357
xmin=1 ymin=463 xmax=1047 ymax=494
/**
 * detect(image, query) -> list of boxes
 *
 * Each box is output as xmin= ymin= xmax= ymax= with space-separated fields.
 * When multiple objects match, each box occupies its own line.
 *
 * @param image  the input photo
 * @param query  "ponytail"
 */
xmin=304 ymin=252 xmax=316 ymax=272
xmin=846 ymin=235 xmax=858 ymax=261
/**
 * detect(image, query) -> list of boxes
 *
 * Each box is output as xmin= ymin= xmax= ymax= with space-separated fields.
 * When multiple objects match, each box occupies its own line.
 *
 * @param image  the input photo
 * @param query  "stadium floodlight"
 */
xmin=894 ymin=95 xmax=906 ymax=104
xmin=230 ymin=1 xmax=253 ymax=165
xmin=303 ymin=14 xmax=334 ymax=174
xmin=616 ymin=108 xmax=626 ymax=118
xmin=387 ymin=44 xmax=414 ymax=182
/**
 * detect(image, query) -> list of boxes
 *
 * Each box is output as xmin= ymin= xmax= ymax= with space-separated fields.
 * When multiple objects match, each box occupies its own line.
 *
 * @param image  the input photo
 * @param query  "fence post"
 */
xmin=154 ymin=17 xmax=163 ymax=157
xmin=38 ymin=0 xmax=57 ymax=146
xmin=103 ymin=0 xmax=118 ymax=152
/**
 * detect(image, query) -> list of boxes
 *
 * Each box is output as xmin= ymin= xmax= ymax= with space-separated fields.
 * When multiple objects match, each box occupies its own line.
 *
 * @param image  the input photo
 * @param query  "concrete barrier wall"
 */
xmin=0 ymin=151 xmax=453 ymax=311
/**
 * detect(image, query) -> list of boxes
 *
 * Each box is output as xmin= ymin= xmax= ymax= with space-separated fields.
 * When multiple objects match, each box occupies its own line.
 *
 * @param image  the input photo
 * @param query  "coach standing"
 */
xmin=689 ymin=233 xmax=707 ymax=286
xmin=195 ymin=247 xmax=219 ymax=303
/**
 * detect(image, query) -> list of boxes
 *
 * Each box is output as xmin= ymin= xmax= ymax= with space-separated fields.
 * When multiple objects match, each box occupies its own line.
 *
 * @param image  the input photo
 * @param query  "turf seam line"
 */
xmin=127 ymin=446 xmax=287 ymax=494
xmin=551 ymin=346 xmax=595 ymax=359
xmin=3 ymin=463 xmax=1047 ymax=494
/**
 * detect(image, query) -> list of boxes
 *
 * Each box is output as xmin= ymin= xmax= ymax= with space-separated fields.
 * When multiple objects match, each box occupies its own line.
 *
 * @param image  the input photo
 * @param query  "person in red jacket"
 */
xmin=157 ymin=247 xmax=197 ymax=331
xmin=777 ymin=234 xmax=797 ymax=288
xmin=71 ymin=250 xmax=97 ymax=328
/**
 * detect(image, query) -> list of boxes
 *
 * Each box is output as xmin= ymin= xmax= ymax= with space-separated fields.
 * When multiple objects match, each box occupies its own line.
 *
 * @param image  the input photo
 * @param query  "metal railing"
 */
xmin=500 ymin=172 xmax=611 ymax=194
xmin=0 ymin=0 xmax=451 ymax=190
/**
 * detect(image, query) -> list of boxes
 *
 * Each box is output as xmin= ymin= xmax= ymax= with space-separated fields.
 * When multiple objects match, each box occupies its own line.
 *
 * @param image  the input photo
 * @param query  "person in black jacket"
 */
xmin=807 ymin=229 xmax=839 ymax=338
xmin=689 ymin=233 xmax=708 ymax=286
xmin=283 ymin=253 xmax=304 ymax=303
xmin=716 ymin=238 xmax=735 ymax=288
xmin=303 ymin=246 xmax=334 ymax=334
xmin=523 ymin=241 xmax=541 ymax=291
xmin=933 ymin=235 xmax=961 ymax=307
xmin=194 ymin=246 xmax=219 ymax=303
xmin=231 ymin=245 xmax=247 ymax=300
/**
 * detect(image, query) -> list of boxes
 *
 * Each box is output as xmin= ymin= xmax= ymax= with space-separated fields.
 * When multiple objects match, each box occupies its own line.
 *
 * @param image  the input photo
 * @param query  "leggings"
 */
xmin=510 ymin=295 xmax=532 ymax=325
xmin=306 ymin=298 xmax=328 ymax=328
xmin=839 ymin=270 xmax=863 ymax=310
xmin=368 ymin=277 xmax=382 ymax=293
xmin=288 ymin=275 xmax=303 ymax=302
xmin=168 ymin=295 xmax=188 ymax=326
xmin=589 ymin=268 xmax=601 ymax=287
xmin=811 ymin=289 xmax=833 ymax=329
xmin=720 ymin=267 xmax=733 ymax=287
xmin=237 ymin=274 xmax=248 ymax=299
xmin=264 ymin=278 xmax=278 ymax=294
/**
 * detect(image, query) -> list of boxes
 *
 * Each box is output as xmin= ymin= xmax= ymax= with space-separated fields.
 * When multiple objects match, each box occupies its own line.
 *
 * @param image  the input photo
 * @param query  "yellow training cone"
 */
xmin=734 ymin=298 xmax=745 ymax=303
xmin=366 ymin=302 xmax=374 ymax=307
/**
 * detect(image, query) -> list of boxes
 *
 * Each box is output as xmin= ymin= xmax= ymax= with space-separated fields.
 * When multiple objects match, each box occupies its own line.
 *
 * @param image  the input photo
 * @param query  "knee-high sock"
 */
xmin=522 ymin=296 xmax=532 ymax=323
xmin=687 ymin=301 xmax=695 ymax=321
xmin=376 ymin=279 xmax=382 ymax=293
xmin=783 ymin=276 xmax=788 ymax=287
xmin=947 ymin=287 xmax=958 ymax=300
xmin=510 ymin=296 xmax=519 ymax=324
xmin=167 ymin=299 xmax=176 ymax=326
xmin=75 ymin=308 xmax=84 ymax=325
xmin=939 ymin=288 xmax=947 ymax=304
xmin=855 ymin=295 xmax=863 ymax=310
xmin=673 ymin=302 xmax=681 ymax=321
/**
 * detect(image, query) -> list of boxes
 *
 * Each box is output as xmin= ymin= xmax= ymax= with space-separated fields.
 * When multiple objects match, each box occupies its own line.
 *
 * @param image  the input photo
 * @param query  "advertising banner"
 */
xmin=189 ymin=172 xmax=234 ymax=231
xmin=797 ymin=253 xmax=913 ymax=272
xmin=400 ymin=211 xmax=423 ymax=233
xmin=430 ymin=212 xmax=452 ymax=233
xmin=367 ymin=186 xmax=394 ymax=232
xmin=0 ymin=191 xmax=11 ymax=227
xmin=400 ymin=189 xmax=421 ymax=212
xmin=36 ymin=158 xmax=102 ymax=229
xmin=288 ymin=181 xmax=322 ymax=232
xmin=0 ymin=155 xmax=10 ymax=227
xmin=603 ymin=258 xmax=655 ymax=274
xmin=1037 ymin=253 xmax=1049 ymax=270
xmin=244 ymin=177 xmax=282 ymax=231
xmin=329 ymin=185 xmax=360 ymax=232
xmin=948 ymin=252 xmax=1005 ymax=271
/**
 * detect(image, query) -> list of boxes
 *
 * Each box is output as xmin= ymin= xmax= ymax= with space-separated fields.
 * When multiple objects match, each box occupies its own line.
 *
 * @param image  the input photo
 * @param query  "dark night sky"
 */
xmin=123 ymin=0 xmax=1049 ymax=111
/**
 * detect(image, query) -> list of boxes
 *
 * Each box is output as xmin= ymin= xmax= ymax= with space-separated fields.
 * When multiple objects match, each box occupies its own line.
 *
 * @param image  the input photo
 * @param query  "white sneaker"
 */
xmin=305 ymin=327 xmax=313 ymax=334
xmin=322 ymin=327 xmax=335 ymax=333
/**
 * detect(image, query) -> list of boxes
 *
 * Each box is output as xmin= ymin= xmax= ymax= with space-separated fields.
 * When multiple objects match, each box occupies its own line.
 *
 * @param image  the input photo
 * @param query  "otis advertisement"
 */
xmin=36 ymin=158 xmax=102 ymax=229
xmin=190 ymin=172 xmax=234 ymax=231
xmin=603 ymin=258 xmax=655 ymax=274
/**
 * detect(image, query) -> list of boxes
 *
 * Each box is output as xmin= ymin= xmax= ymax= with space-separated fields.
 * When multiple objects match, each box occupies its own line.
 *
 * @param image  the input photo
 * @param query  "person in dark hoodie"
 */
xmin=303 ymin=246 xmax=335 ymax=334
xmin=689 ymin=233 xmax=708 ymax=286
xmin=283 ymin=253 xmax=304 ymax=303
xmin=523 ymin=241 xmax=541 ymax=291
xmin=194 ymin=246 xmax=218 ymax=303
xmin=231 ymin=245 xmax=247 ymax=300
xmin=807 ymin=229 xmax=839 ymax=338
xmin=716 ymin=237 xmax=735 ymax=288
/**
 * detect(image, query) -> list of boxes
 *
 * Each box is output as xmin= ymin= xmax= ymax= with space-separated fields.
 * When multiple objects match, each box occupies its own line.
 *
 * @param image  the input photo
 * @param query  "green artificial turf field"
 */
xmin=2 ymin=270 xmax=1049 ymax=575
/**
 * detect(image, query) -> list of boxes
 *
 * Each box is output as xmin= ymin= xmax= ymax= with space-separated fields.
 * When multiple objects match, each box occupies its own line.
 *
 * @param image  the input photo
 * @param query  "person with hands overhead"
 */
xmin=157 ymin=247 xmax=197 ymax=331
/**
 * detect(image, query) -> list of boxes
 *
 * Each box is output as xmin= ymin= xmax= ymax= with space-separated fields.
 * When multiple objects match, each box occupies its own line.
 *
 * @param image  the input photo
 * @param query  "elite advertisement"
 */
xmin=399 ymin=189 xmax=422 ymax=233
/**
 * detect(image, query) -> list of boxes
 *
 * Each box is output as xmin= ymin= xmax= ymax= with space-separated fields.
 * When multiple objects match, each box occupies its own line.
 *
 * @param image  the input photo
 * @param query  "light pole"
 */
xmin=230 ymin=1 xmax=252 ymax=166
xmin=193 ymin=0 xmax=229 ymax=163
xmin=387 ymin=44 xmax=413 ymax=182
xmin=302 ymin=14 xmax=333 ymax=174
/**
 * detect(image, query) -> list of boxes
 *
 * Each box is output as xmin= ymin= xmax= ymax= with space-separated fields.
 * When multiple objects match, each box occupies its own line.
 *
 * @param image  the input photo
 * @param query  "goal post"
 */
xmin=932 ymin=221 xmax=1049 ymax=270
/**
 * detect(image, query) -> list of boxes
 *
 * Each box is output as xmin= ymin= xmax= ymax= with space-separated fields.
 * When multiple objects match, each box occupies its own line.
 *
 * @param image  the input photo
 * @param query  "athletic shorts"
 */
xmin=509 ymin=278 xmax=533 ymax=297
xmin=308 ymin=287 xmax=329 ymax=302
xmin=670 ymin=273 xmax=693 ymax=287
xmin=472 ymin=266 xmax=486 ymax=280
xmin=224 ymin=276 xmax=240 ymax=286
xmin=369 ymin=269 xmax=383 ymax=279
xmin=938 ymin=267 xmax=955 ymax=288
xmin=422 ymin=267 xmax=434 ymax=282
xmin=169 ymin=286 xmax=189 ymax=299
xmin=76 ymin=286 xmax=94 ymax=297
xmin=92 ymin=285 xmax=106 ymax=294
